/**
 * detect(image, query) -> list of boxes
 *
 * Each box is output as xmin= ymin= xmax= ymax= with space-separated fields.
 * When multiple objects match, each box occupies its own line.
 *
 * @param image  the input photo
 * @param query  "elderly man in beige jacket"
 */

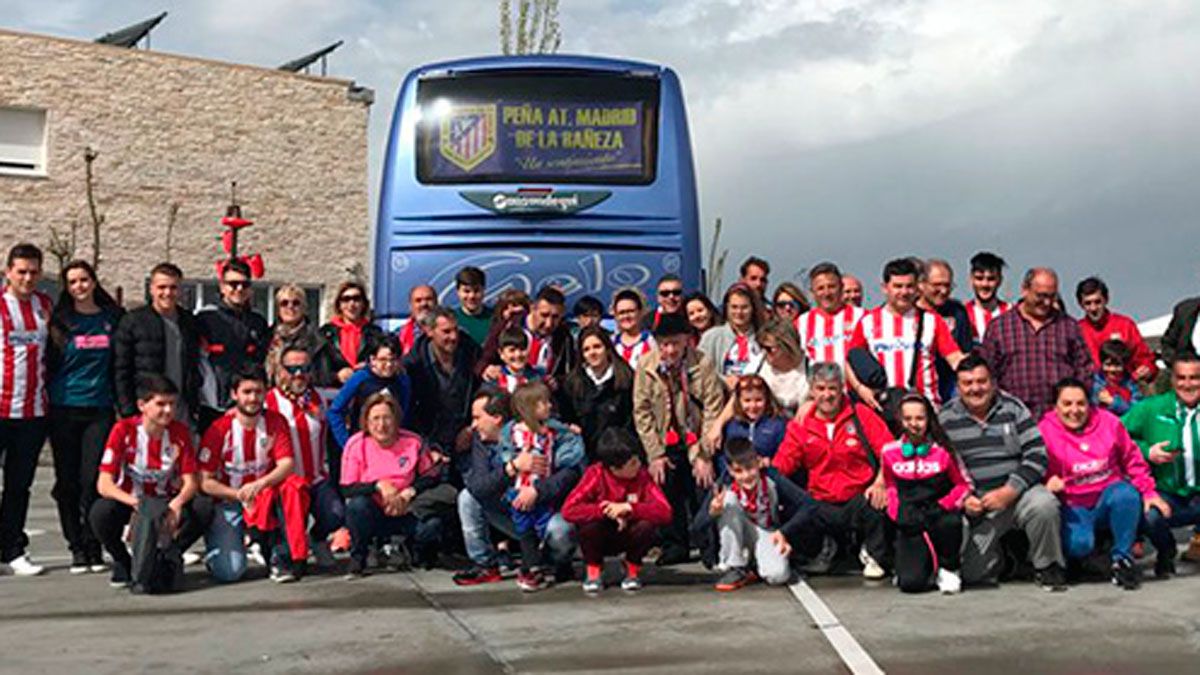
xmin=633 ymin=312 xmax=725 ymax=566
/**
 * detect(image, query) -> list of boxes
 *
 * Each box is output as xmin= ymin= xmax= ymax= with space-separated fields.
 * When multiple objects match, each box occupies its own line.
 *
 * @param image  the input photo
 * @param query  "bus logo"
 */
xmin=459 ymin=190 xmax=611 ymax=215
xmin=440 ymin=104 xmax=496 ymax=172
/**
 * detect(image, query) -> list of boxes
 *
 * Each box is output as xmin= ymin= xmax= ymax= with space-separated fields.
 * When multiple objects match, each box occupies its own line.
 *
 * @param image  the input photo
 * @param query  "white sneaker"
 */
xmin=937 ymin=568 xmax=962 ymax=595
xmin=858 ymin=548 xmax=885 ymax=580
xmin=1 ymin=554 xmax=46 ymax=577
xmin=182 ymin=550 xmax=203 ymax=567
xmin=248 ymin=542 xmax=266 ymax=567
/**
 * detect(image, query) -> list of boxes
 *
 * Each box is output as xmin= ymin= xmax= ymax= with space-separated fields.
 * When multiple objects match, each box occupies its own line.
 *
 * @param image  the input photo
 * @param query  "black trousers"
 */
xmin=49 ymin=406 xmax=114 ymax=557
xmin=659 ymin=444 xmax=704 ymax=556
xmin=894 ymin=509 xmax=963 ymax=593
xmin=90 ymin=497 xmax=204 ymax=591
xmin=0 ymin=418 xmax=48 ymax=562
xmin=794 ymin=495 xmax=890 ymax=566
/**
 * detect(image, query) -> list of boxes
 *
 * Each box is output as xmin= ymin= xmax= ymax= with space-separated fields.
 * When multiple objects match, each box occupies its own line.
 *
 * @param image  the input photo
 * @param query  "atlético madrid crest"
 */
xmin=440 ymin=104 xmax=496 ymax=172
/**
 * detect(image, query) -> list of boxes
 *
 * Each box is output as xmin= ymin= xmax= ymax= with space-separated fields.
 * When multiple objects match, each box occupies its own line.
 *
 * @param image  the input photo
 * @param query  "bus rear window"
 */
xmin=415 ymin=72 xmax=659 ymax=185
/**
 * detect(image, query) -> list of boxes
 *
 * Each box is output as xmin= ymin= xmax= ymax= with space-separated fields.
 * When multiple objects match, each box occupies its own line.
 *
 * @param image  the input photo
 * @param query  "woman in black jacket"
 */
xmin=558 ymin=325 xmax=636 ymax=461
xmin=45 ymin=260 xmax=123 ymax=574
xmin=318 ymin=280 xmax=384 ymax=385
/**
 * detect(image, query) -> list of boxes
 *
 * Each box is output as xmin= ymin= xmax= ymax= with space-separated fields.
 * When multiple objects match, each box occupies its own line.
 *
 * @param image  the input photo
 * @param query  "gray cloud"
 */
xmin=3 ymin=0 xmax=1196 ymax=318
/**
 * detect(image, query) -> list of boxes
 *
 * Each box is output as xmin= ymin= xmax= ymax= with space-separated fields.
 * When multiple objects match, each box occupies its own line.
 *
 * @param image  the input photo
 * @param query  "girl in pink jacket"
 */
xmin=1038 ymin=378 xmax=1170 ymax=590
xmin=881 ymin=393 xmax=972 ymax=594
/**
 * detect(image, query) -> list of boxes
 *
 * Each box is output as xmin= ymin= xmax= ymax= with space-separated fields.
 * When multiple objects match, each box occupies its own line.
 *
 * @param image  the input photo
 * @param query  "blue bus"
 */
xmin=373 ymin=54 xmax=701 ymax=323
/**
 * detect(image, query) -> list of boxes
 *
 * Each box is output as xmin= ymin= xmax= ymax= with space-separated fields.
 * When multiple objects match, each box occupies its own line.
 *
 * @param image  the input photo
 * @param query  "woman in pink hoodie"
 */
xmin=1038 ymin=378 xmax=1170 ymax=590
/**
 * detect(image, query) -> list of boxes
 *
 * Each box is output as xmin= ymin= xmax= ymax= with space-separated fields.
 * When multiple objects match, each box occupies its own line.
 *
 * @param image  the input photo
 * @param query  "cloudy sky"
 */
xmin=5 ymin=0 xmax=1199 ymax=318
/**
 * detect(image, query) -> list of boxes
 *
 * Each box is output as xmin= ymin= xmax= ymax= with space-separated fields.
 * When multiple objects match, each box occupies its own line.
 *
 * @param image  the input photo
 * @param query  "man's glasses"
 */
xmin=278 ymin=299 xmax=303 ymax=309
xmin=339 ymin=294 xmax=365 ymax=304
xmin=282 ymin=364 xmax=311 ymax=375
xmin=658 ymin=288 xmax=683 ymax=298
xmin=224 ymin=280 xmax=250 ymax=290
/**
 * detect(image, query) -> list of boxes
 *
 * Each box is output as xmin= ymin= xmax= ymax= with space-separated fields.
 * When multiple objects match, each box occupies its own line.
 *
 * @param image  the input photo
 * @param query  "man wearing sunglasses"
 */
xmin=196 ymin=260 xmax=271 ymax=433
xmin=651 ymin=274 xmax=685 ymax=329
xmin=265 ymin=345 xmax=343 ymax=570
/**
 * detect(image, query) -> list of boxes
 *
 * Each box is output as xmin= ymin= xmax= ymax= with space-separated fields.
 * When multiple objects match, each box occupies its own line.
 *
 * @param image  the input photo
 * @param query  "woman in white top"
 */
xmin=698 ymin=283 xmax=766 ymax=388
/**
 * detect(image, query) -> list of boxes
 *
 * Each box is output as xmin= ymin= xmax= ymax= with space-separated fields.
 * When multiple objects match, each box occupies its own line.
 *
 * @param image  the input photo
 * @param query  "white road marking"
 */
xmin=789 ymin=579 xmax=885 ymax=675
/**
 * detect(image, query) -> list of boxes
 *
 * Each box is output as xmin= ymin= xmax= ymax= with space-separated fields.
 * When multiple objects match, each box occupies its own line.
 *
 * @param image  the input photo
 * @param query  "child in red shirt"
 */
xmin=562 ymin=427 xmax=672 ymax=594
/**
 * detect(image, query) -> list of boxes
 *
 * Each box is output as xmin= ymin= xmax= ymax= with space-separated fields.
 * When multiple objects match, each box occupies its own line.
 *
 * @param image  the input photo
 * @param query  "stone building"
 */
xmin=0 ymin=27 xmax=373 ymax=321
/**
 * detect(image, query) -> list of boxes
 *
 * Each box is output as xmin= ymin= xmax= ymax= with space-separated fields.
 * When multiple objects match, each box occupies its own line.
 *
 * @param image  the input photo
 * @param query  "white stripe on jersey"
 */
xmin=614 ymin=331 xmax=656 ymax=370
xmin=857 ymin=306 xmax=941 ymax=403
xmin=0 ymin=290 xmax=51 ymax=419
xmin=964 ymin=299 xmax=1011 ymax=341
xmin=225 ymin=415 xmax=272 ymax=489
xmin=795 ymin=305 xmax=864 ymax=367
xmin=265 ymin=389 xmax=327 ymax=484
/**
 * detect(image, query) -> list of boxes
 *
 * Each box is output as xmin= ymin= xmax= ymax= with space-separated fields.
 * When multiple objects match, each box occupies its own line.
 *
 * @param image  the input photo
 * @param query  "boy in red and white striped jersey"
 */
xmin=847 ymin=258 xmax=966 ymax=407
xmin=485 ymin=326 xmax=543 ymax=393
xmin=91 ymin=374 xmax=201 ymax=592
xmin=0 ymin=244 xmax=53 ymax=577
xmin=265 ymin=345 xmax=344 ymax=569
xmin=964 ymin=251 xmax=1011 ymax=343
xmin=795 ymin=262 xmax=864 ymax=372
xmin=198 ymin=365 xmax=309 ymax=583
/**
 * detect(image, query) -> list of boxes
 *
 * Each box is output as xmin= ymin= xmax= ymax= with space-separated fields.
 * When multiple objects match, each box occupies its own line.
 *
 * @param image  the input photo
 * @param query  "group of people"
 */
xmin=3 ymin=240 xmax=1200 ymax=598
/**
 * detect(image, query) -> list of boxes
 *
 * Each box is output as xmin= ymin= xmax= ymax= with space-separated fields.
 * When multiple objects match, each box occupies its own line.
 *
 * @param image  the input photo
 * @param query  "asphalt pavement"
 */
xmin=3 ymin=466 xmax=1199 ymax=674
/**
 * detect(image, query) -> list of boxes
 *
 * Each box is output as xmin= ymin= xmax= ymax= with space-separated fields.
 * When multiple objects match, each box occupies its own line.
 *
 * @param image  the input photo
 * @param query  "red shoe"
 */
xmin=453 ymin=566 xmax=503 ymax=586
xmin=516 ymin=569 xmax=545 ymax=592
xmin=330 ymin=528 xmax=351 ymax=553
xmin=1133 ymin=541 xmax=1145 ymax=559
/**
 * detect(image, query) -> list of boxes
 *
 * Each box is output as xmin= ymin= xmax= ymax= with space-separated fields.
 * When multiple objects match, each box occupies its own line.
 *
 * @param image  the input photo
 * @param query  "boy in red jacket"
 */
xmin=562 ymin=428 xmax=672 ymax=594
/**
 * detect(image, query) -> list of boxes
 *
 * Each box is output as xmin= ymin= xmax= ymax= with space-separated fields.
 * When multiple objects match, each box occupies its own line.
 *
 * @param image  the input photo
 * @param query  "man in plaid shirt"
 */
xmin=978 ymin=268 xmax=1093 ymax=419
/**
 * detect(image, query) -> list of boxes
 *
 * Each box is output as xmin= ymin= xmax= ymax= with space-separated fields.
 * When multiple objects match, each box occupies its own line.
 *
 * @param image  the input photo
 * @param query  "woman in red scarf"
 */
xmin=319 ymin=281 xmax=384 ymax=384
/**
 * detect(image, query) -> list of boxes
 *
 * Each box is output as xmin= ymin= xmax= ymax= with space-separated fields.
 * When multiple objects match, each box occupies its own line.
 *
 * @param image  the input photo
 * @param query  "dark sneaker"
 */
xmin=109 ymin=562 xmax=131 ymax=589
xmin=620 ymin=575 xmax=643 ymax=593
xmin=1112 ymin=557 xmax=1141 ymax=590
xmin=87 ymin=550 xmax=108 ymax=574
xmin=1154 ymin=556 xmax=1176 ymax=580
xmin=70 ymin=550 xmax=90 ymax=575
xmin=715 ymin=567 xmax=759 ymax=592
xmin=655 ymin=546 xmax=690 ymax=567
xmin=270 ymin=565 xmax=297 ymax=584
xmin=453 ymin=566 xmax=503 ymax=586
xmin=1036 ymin=563 xmax=1068 ymax=592
xmin=344 ymin=558 xmax=369 ymax=580
xmin=516 ymin=569 xmax=545 ymax=592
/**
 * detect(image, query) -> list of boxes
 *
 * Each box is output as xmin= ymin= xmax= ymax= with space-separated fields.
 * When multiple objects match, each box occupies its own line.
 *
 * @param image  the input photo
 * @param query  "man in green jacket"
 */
xmin=1122 ymin=354 xmax=1200 ymax=578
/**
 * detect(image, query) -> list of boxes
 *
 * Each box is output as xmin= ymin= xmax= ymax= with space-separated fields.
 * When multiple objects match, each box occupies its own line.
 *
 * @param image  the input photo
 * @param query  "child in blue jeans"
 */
xmin=499 ymin=381 xmax=584 ymax=591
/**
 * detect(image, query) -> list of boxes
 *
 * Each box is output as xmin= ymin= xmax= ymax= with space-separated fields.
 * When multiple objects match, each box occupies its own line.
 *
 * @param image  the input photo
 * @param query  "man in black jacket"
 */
xmin=403 ymin=307 xmax=480 ymax=457
xmin=1162 ymin=296 xmax=1200 ymax=367
xmin=113 ymin=263 xmax=201 ymax=427
xmin=452 ymin=388 xmax=579 ymax=586
xmin=196 ymin=260 xmax=270 ymax=432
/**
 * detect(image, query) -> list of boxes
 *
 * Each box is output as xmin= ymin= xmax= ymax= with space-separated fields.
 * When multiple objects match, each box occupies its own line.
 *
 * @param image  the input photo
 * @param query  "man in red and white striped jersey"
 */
xmin=847 ymin=258 xmax=966 ymax=406
xmin=265 ymin=345 xmax=344 ymax=568
xmin=964 ymin=251 xmax=1012 ymax=343
xmin=0 ymin=244 xmax=53 ymax=577
xmin=91 ymin=374 xmax=202 ymax=591
xmin=795 ymin=262 xmax=864 ymax=371
xmin=198 ymin=365 xmax=309 ymax=583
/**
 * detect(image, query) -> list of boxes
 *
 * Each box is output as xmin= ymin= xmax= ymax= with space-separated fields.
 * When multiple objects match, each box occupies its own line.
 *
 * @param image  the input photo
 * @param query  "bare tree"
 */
xmin=47 ymin=218 xmax=79 ymax=276
xmin=165 ymin=202 xmax=180 ymax=262
xmin=83 ymin=146 xmax=105 ymax=271
xmin=500 ymin=0 xmax=562 ymax=55
xmin=705 ymin=217 xmax=729 ymax=298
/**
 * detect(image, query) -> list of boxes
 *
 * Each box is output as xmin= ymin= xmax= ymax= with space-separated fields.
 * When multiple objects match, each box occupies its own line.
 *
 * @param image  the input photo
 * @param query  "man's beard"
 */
xmin=236 ymin=402 xmax=261 ymax=417
xmin=282 ymin=379 xmax=307 ymax=397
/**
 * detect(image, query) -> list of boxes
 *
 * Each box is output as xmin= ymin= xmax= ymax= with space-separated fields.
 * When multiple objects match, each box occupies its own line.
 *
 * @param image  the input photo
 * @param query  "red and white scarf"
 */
xmin=731 ymin=477 xmax=773 ymax=529
xmin=614 ymin=330 xmax=655 ymax=369
xmin=511 ymin=422 xmax=555 ymax=489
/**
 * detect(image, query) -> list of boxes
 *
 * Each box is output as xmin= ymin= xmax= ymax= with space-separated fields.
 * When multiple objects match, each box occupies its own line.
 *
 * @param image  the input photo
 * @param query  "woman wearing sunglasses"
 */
xmin=771 ymin=282 xmax=810 ymax=326
xmin=267 ymin=284 xmax=336 ymax=387
xmin=319 ymin=281 xmax=385 ymax=384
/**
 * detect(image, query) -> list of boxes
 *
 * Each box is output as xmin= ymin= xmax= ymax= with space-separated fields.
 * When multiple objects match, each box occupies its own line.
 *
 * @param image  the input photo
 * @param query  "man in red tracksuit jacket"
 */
xmin=772 ymin=362 xmax=894 ymax=579
xmin=1075 ymin=276 xmax=1157 ymax=383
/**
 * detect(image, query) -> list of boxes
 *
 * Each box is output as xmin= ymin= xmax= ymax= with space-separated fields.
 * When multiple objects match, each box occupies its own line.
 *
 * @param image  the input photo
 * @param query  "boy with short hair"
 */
xmin=90 ymin=374 xmax=202 ymax=592
xmin=487 ymin=326 xmax=543 ymax=393
xmin=198 ymin=365 xmax=309 ymax=583
xmin=561 ymin=427 xmax=672 ymax=594
xmin=572 ymin=296 xmax=604 ymax=337
xmin=1093 ymin=339 xmax=1142 ymax=415
xmin=696 ymin=438 xmax=810 ymax=591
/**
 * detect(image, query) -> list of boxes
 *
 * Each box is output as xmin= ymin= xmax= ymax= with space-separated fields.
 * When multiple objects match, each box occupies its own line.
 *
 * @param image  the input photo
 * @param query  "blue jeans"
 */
xmin=344 ymin=495 xmax=442 ymax=566
xmin=1062 ymin=481 xmax=1141 ymax=562
xmin=1145 ymin=492 xmax=1200 ymax=560
xmin=205 ymin=502 xmax=248 ymax=583
xmin=457 ymin=489 xmax=573 ymax=568
xmin=309 ymin=479 xmax=345 ymax=541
